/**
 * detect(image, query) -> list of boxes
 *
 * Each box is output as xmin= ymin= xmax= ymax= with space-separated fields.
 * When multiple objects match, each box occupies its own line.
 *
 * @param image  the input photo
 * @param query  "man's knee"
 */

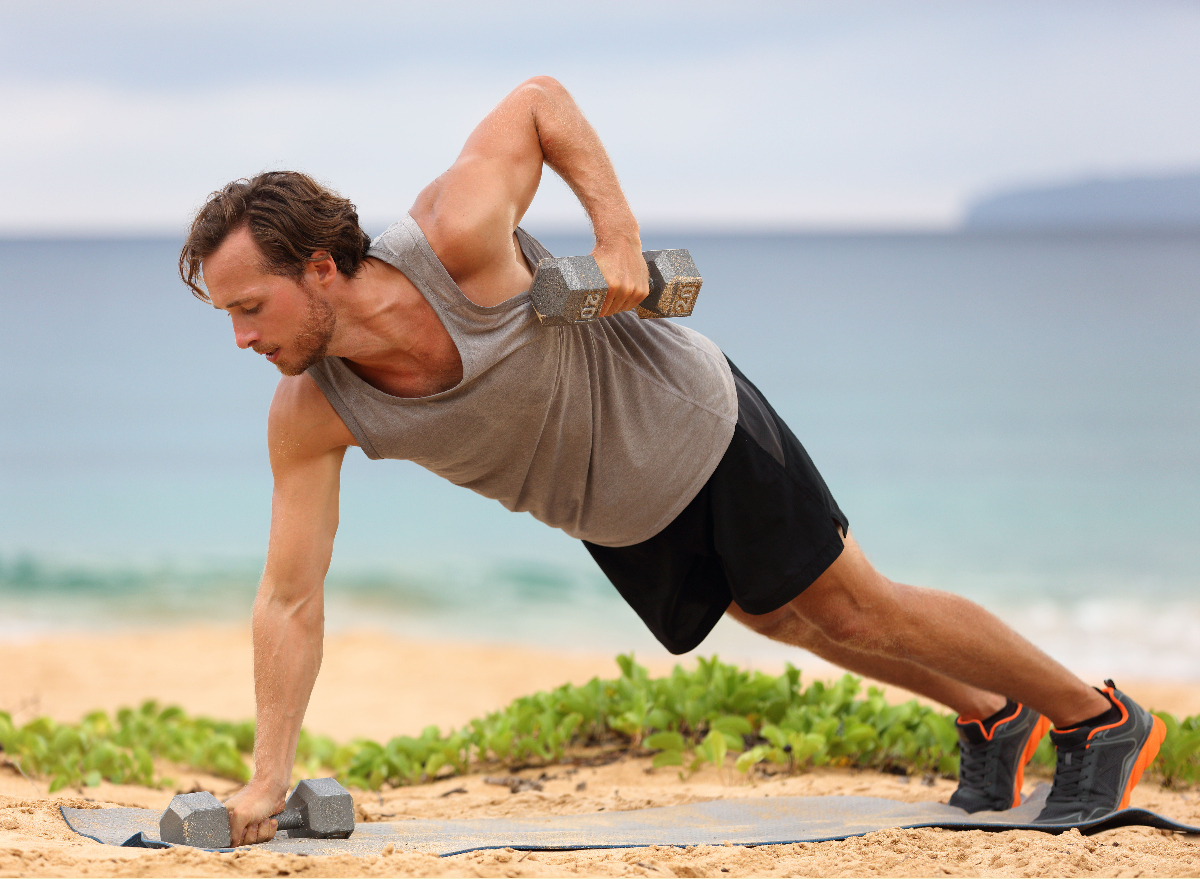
xmin=788 ymin=539 xmax=905 ymax=649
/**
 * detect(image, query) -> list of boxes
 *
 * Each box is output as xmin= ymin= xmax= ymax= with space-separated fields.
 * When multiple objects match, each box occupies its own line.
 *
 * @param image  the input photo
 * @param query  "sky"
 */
xmin=1 ymin=0 xmax=1199 ymax=234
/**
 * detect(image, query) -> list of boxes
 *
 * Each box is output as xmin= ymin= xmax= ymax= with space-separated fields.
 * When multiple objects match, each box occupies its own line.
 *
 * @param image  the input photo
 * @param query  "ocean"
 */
xmin=2 ymin=230 xmax=1197 ymax=682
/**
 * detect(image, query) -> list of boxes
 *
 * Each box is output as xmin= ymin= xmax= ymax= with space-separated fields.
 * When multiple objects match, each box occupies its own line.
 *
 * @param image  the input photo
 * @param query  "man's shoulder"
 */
xmin=271 ymin=372 xmax=328 ymax=414
xmin=268 ymin=373 xmax=356 ymax=456
xmin=411 ymin=180 xmax=535 ymax=308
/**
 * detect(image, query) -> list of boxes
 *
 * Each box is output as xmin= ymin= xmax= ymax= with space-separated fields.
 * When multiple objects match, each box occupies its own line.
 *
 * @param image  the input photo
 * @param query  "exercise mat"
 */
xmin=61 ymin=786 xmax=1199 ymax=858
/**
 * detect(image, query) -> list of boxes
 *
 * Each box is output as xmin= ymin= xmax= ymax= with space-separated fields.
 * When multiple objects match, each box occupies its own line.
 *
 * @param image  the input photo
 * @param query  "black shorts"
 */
xmin=584 ymin=360 xmax=849 ymax=655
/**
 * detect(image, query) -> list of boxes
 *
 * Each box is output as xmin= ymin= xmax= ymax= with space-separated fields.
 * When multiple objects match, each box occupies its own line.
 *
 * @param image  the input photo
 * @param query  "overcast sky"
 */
xmin=2 ymin=0 xmax=1198 ymax=233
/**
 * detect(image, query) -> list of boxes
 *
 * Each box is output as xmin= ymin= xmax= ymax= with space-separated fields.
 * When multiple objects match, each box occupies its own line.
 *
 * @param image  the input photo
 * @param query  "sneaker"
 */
xmin=949 ymin=701 xmax=1051 ymax=812
xmin=1034 ymin=680 xmax=1167 ymax=824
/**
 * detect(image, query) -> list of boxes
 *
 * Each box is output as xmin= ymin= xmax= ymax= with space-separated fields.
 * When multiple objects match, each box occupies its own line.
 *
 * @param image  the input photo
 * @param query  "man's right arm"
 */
xmin=224 ymin=373 xmax=353 ymax=845
xmin=412 ymin=76 xmax=649 ymax=317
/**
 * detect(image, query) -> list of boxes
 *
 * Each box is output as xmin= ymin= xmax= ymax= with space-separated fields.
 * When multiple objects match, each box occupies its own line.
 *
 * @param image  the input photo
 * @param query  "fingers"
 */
xmin=224 ymin=785 xmax=286 ymax=847
xmin=598 ymin=268 xmax=648 ymax=317
xmin=592 ymin=243 xmax=649 ymax=318
xmin=229 ymin=812 xmax=278 ymax=846
xmin=235 ymin=817 xmax=278 ymax=846
xmin=600 ymin=283 xmax=647 ymax=317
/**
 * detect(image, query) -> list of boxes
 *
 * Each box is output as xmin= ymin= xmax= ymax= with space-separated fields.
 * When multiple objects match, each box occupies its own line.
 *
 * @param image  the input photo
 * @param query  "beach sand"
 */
xmin=2 ymin=626 xmax=1198 ymax=877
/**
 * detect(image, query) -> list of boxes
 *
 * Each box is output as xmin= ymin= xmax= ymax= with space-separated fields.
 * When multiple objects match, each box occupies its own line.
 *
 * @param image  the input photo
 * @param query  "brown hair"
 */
xmin=179 ymin=171 xmax=371 ymax=301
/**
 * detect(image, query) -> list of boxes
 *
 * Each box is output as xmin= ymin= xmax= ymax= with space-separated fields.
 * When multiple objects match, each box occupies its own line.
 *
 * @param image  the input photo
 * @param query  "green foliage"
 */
xmin=1030 ymin=730 xmax=1057 ymax=772
xmin=2 ymin=657 xmax=1198 ymax=794
xmin=1153 ymin=711 xmax=1200 ymax=787
xmin=0 ymin=701 xmax=250 ymax=792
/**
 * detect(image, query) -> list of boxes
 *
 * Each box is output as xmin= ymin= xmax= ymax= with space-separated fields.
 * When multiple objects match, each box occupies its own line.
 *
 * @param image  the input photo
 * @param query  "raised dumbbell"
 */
xmin=158 ymin=777 xmax=355 ymax=848
xmin=530 ymin=248 xmax=702 ymax=325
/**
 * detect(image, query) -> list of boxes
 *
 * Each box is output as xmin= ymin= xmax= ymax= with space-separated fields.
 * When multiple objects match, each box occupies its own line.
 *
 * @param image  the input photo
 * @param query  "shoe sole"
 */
xmin=1011 ymin=714 xmax=1052 ymax=808
xmin=1117 ymin=713 xmax=1166 ymax=811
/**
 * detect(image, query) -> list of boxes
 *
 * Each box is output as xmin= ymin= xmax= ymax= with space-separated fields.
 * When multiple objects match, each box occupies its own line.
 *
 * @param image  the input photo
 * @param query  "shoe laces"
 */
xmin=1047 ymin=734 xmax=1093 ymax=801
xmin=957 ymin=739 xmax=997 ymax=789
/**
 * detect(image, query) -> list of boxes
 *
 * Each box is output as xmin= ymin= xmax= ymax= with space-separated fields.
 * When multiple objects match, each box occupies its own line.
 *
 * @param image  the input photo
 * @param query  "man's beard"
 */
xmin=277 ymin=285 xmax=337 ymax=376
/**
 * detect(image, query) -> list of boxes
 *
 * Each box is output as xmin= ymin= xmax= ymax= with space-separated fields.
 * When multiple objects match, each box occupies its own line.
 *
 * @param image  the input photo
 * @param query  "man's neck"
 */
xmin=325 ymin=258 xmax=463 ymax=398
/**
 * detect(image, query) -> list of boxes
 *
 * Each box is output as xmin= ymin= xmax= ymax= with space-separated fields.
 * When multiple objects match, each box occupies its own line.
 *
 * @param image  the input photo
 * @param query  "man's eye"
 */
xmin=244 ymin=305 xmax=261 ymax=315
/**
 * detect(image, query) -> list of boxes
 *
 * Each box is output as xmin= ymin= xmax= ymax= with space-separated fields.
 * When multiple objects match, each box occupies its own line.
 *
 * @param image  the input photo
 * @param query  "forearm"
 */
xmin=249 ymin=578 xmax=324 ymax=794
xmin=527 ymin=78 xmax=640 ymax=248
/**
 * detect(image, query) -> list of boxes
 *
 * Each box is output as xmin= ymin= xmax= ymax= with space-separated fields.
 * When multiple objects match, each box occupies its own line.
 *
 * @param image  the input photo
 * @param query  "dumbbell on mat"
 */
xmin=159 ymin=777 xmax=355 ymax=848
xmin=530 ymin=249 xmax=702 ymax=325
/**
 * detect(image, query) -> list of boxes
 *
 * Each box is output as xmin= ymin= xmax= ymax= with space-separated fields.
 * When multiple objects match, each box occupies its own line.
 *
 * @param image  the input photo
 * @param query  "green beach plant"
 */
xmin=1 ymin=656 xmax=1197 ymax=793
xmin=0 ymin=701 xmax=250 ymax=792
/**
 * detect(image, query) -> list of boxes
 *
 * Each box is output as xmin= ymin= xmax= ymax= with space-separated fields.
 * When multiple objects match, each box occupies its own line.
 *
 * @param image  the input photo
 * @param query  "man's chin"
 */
xmin=275 ymin=360 xmax=307 ymax=377
xmin=273 ymin=351 xmax=326 ymax=377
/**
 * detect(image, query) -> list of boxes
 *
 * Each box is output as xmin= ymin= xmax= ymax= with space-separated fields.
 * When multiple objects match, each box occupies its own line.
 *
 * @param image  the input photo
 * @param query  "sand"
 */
xmin=2 ymin=625 xmax=1198 ymax=877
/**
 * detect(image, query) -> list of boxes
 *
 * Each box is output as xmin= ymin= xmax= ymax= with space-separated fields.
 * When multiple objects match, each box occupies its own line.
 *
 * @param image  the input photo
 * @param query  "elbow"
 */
xmin=518 ymin=75 xmax=573 ymax=109
xmin=289 ymin=591 xmax=325 ymax=629
xmin=255 ymin=577 xmax=325 ymax=629
xmin=523 ymin=75 xmax=566 ymax=95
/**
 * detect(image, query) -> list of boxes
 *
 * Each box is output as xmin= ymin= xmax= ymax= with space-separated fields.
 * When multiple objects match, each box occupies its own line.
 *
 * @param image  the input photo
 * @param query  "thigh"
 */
xmin=710 ymin=362 xmax=849 ymax=615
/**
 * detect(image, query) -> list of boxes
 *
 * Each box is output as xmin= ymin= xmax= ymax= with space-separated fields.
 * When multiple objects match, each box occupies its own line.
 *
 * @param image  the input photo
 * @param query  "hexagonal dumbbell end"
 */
xmin=277 ymin=777 xmax=355 ymax=839
xmin=636 ymin=249 xmax=702 ymax=319
xmin=530 ymin=255 xmax=609 ymax=325
xmin=159 ymin=791 xmax=232 ymax=848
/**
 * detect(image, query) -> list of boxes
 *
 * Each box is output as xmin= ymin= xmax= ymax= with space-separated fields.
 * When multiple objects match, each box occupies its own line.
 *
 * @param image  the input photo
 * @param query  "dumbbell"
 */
xmin=158 ymin=777 xmax=355 ymax=848
xmin=530 ymin=249 xmax=702 ymax=325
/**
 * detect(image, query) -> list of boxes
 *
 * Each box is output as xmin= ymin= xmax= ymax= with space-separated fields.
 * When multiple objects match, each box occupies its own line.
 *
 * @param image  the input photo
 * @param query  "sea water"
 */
xmin=1 ymin=231 xmax=1197 ymax=681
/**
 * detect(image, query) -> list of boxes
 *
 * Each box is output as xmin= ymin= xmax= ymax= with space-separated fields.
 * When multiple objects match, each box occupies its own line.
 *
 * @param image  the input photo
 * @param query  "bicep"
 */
xmin=262 ymin=377 xmax=352 ymax=595
xmin=266 ymin=443 xmax=344 ymax=587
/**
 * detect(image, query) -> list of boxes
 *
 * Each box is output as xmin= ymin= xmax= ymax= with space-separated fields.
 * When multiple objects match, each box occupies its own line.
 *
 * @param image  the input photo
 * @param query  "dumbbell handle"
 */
xmin=271 ymin=807 xmax=305 ymax=832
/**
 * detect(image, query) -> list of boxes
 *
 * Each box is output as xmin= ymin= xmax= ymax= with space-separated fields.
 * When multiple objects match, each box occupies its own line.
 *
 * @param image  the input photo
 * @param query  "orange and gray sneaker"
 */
xmin=949 ymin=701 xmax=1051 ymax=812
xmin=1034 ymin=680 xmax=1167 ymax=824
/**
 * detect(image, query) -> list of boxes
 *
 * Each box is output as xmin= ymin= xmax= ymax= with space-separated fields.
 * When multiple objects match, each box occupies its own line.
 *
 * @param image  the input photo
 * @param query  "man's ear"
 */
xmin=309 ymin=251 xmax=337 ymax=286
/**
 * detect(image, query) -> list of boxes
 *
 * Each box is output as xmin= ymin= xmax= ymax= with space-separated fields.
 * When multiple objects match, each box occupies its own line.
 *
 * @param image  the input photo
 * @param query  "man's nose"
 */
xmin=233 ymin=323 xmax=259 ymax=350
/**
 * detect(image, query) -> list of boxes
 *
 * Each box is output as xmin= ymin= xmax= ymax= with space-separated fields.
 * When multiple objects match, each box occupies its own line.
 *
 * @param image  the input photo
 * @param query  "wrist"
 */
xmin=593 ymin=223 xmax=641 ymax=253
xmin=589 ymin=201 xmax=638 ymax=242
xmin=249 ymin=751 xmax=295 ymax=797
xmin=247 ymin=772 xmax=292 ymax=800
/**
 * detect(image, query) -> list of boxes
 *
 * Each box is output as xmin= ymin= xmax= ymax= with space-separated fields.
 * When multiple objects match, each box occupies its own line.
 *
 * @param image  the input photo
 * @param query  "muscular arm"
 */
xmin=225 ymin=374 xmax=353 ymax=845
xmin=412 ymin=76 xmax=648 ymax=317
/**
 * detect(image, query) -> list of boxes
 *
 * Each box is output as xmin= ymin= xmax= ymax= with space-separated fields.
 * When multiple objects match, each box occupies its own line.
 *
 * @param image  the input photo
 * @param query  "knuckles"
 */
xmin=226 ymin=797 xmax=281 ymax=846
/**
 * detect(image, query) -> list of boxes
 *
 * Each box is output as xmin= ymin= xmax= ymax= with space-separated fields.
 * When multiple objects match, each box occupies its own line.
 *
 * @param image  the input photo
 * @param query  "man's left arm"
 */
xmin=411 ymin=76 xmax=648 ymax=317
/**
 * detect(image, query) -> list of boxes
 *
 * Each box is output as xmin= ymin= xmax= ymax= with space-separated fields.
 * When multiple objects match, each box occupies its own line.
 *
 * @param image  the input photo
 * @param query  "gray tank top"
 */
xmin=306 ymin=215 xmax=737 ymax=547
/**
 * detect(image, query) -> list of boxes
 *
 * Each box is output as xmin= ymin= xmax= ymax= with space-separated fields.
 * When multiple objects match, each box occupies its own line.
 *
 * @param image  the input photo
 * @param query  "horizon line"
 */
xmin=5 ymin=221 xmax=1200 ymax=242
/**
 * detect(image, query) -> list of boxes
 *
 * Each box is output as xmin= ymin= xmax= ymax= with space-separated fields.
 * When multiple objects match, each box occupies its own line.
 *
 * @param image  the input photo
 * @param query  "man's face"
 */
xmin=204 ymin=227 xmax=337 ymax=376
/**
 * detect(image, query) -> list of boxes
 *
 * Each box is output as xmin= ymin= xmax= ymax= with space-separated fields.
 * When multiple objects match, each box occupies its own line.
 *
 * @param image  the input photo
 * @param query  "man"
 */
xmin=180 ymin=77 xmax=1164 ymax=846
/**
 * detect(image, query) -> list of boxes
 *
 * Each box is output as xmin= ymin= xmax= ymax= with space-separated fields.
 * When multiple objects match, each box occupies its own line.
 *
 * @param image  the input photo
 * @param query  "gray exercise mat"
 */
xmin=61 ymin=786 xmax=1199 ymax=858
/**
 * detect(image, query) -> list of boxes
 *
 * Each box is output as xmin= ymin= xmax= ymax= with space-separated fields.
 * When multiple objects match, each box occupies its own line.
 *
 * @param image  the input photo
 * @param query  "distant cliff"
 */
xmin=963 ymin=173 xmax=1200 ymax=230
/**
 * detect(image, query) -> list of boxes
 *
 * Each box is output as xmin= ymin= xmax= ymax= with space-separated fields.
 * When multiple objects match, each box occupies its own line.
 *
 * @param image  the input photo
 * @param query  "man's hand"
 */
xmin=225 ymin=780 xmax=287 ymax=846
xmin=593 ymin=236 xmax=650 ymax=318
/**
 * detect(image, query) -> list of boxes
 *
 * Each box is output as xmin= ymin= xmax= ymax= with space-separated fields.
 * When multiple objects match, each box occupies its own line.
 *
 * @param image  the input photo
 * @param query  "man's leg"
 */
xmin=729 ymin=531 xmax=1110 ymax=728
xmin=727 ymin=598 xmax=1009 ymax=721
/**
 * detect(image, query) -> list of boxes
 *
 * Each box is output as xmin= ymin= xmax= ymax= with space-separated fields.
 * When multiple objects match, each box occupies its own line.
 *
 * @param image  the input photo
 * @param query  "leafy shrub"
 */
xmin=0 ymin=700 xmax=249 ymax=792
xmin=1 ymin=657 xmax=1197 ymax=792
xmin=1154 ymin=711 xmax=1200 ymax=788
